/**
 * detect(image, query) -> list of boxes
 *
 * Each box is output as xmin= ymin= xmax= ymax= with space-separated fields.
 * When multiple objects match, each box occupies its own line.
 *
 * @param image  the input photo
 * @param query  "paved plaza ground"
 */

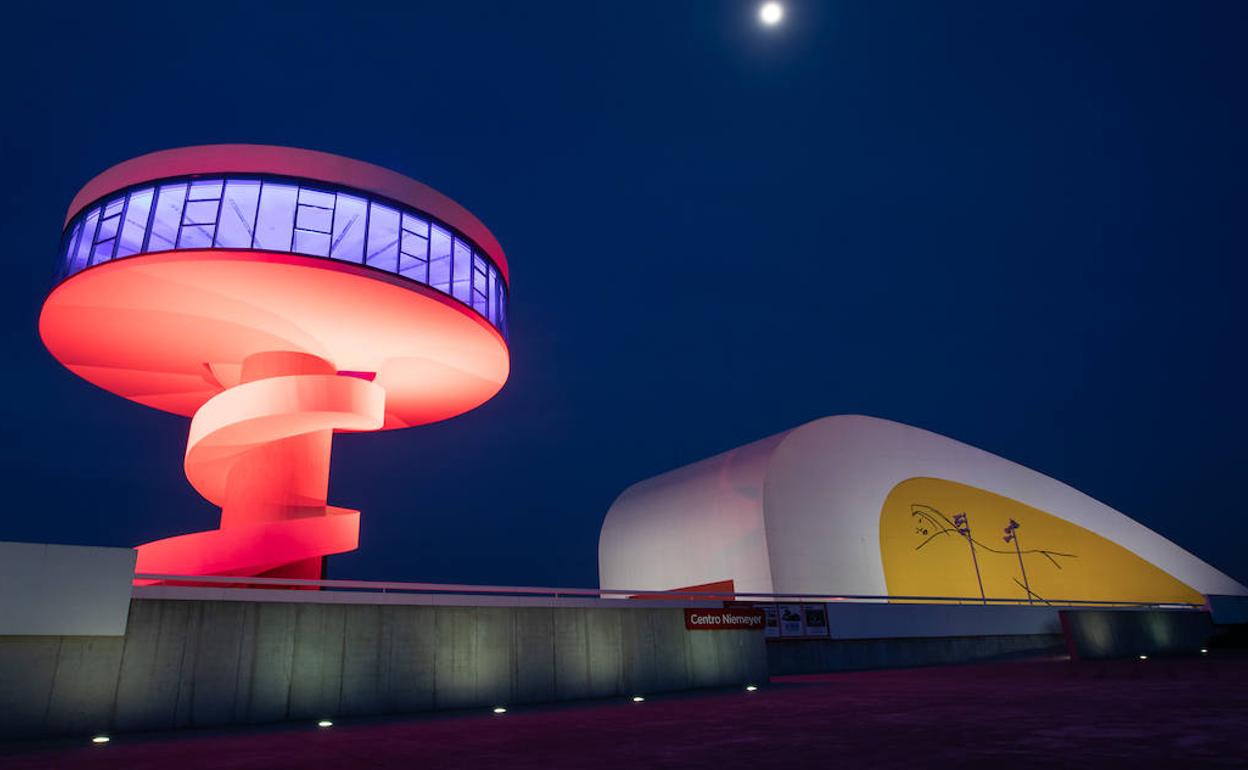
xmin=4 ymin=656 xmax=1246 ymax=769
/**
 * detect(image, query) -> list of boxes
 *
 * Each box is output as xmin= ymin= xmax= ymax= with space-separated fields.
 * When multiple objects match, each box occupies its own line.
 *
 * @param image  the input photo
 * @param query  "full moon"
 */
xmin=759 ymin=2 xmax=784 ymax=26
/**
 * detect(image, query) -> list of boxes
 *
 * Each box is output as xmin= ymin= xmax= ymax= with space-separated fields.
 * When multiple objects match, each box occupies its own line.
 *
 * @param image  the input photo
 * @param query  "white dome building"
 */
xmin=598 ymin=415 xmax=1245 ymax=604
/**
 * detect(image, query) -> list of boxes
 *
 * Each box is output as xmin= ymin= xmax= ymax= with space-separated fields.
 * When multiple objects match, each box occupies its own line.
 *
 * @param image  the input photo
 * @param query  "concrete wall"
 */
xmin=1059 ymin=609 xmax=1216 ymax=660
xmin=0 ymin=598 xmax=767 ymax=740
xmin=764 ymin=602 xmax=1066 ymax=675
xmin=0 ymin=541 xmax=135 ymax=636
xmin=822 ymin=602 xmax=1063 ymax=639
xmin=767 ymin=634 xmax=1065 ymax=676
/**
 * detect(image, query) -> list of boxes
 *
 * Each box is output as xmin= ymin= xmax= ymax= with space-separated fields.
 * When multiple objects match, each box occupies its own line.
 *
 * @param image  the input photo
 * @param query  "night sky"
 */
xmin=1 ymin=1 xmax=1244 ymax=588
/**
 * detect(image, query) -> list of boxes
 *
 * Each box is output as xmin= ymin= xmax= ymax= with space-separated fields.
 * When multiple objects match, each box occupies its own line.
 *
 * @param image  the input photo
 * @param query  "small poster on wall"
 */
xmin=802 ymin=604 xmax=829 ymax=636
xmin=779 ymin=604 xmax=804 ymax=637
xmin=762 ymin=604 xmax=779 ymax=638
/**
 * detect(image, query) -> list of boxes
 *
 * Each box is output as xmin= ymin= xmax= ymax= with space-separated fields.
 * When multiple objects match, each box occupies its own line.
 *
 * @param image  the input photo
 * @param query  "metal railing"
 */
xmin=132 ymin=573 xmax=1204 ymax=609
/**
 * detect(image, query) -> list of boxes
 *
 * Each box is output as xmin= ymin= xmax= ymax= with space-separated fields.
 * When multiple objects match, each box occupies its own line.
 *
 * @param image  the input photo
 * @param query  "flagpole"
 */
xmin=955 ymin=512 xmax=986 ymax=605
xmin=1013 ymin=529 xmax=1032 ymax=604
xmin=1003 ymin=519 xmax=1031 ymax=605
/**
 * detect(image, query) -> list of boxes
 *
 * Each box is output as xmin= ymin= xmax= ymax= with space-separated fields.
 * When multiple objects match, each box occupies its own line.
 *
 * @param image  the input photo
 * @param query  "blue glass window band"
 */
xmin=59 ymin=174 xmax=509 ymax=339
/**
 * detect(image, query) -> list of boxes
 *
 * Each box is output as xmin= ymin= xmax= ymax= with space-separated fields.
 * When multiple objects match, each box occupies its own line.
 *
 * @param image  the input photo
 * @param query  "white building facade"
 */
xmin=598 ymin=415 xmax=1245 ymax=603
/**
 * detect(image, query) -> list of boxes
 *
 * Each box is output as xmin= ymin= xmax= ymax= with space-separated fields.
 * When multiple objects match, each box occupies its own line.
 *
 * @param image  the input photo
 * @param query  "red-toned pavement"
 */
xmin=4 ymin=657 xmax=1246 ymax=769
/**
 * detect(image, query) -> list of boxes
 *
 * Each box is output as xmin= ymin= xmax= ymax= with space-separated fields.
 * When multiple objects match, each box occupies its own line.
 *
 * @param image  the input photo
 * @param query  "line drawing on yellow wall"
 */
xmin=910 ymin=503 xmax=1076 ymax=603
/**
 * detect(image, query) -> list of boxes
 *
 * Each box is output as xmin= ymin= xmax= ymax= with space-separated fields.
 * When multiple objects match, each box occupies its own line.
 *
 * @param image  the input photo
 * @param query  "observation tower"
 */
xmin=39 ymin=145 xmax=511 ymax=582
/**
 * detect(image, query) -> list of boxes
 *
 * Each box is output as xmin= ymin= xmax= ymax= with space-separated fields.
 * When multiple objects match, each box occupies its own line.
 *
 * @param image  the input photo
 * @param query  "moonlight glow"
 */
xmin=759 ymin=2 xmax=784 ymax=26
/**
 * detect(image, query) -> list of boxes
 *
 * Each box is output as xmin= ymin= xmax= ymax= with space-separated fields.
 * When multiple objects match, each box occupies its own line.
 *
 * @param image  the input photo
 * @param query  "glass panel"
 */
xmin=179 ymin=222 xmax=215 ymax=249
xmin=401 ymin=230 xmax=428 ymax=258
xmin=400 ymin=218 xmax=429 ymax=280
xmin=148 ymin=184 xmax=188 ymax=251
xmin=96 ymin=213 xmax=121 ymax=242
xmin=187 ymin=179 xmax=224 ymax=200
xmin=491 ymin=268 xmax=508 ymax=334
xmin=399 ymin=247 xmax=428 ymax=282
xmin=253 ymin=182 xmax=298 ymax=251
xmin=117 ymin=188 xmax=153 ymax=257
xmin=298 ymin=187 xmax=335 ymax=208
xmin=70 ymin=208 xmax=99 ymax=272
xmin=296 ymin=204 xmax=333 ymax=233
xmin=103 ymin=197 xmax=125 ymax=218
xmin=365 ymin=202 xmax=400 ymax=272
xmin=293 ymin=230 xmax=330 ymax=257
xmin=402 ymin=212 xmax=428 ymax=237
xmin=91 ymin=239 xmax=116 ymax=264
xmin=471 ymin=254 xmax=488 ymax=315
xmin=215 ymin=180 xmax=260 ymax=248
xmin=179 ymin=192 xmax=218 ymax=248
xmin=452 ymin=238 xmax=472 ymax=302
xmin=398 ymin=260 xmax=427 ymax=282
xmin=428 ymin=224 xmax=452 ymax=292
xmin=330 ymin=193 xmax=366 ymax=263
xmin=487 ymin=265 xmax=498 ymax=324
xmin=181 ymin=199 xmax=219 ymax=225
xmin=61 ymin=221 xmax=83 ymax=275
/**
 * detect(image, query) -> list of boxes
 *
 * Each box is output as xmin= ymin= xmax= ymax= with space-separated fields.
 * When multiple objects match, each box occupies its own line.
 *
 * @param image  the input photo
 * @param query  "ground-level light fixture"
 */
xmin=632 ymin=696 xmax=645 ymax=703
xmin=493 ymin=707 xmax=507 ymax=714
xmin=745 ymin=685 xmax=759 ymax=692
xmin=1200 ymin=648 xmax=1209 ymax=654
xmin=1138 ymin=655 xmax=1148 ymax=661
xmin=91 ymin=736 xmax=110 ymax=744
xmin=317 ymin=720 xmax=333 ymax=728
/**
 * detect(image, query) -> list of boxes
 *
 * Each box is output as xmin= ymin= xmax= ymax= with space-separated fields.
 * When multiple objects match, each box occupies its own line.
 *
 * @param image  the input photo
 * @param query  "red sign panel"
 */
xmin=684 ymin=608 xmax=766 ymax=631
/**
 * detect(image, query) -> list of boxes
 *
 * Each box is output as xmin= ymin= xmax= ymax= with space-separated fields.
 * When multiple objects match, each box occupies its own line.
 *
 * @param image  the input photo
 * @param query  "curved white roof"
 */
xmin=598 ymin=415 xmax=1245 ymax=599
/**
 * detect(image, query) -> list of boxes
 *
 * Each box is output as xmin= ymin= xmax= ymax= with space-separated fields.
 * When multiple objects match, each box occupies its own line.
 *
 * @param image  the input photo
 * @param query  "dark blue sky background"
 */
xmin=1 ymin=1 xmax=1244 ymax=588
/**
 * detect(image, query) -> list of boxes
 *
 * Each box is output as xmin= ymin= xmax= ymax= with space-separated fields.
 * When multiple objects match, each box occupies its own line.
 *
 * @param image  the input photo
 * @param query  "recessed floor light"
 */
xmin=632 ymin=696 xmax=645 ymax=703
xmin=91 ymin=736 xmax=110 ymax=744
xmin=1138 ymin=655 xmax=1148 ymax=661
xmin=745 ymin=685 xmax=759 ymax=692
xmin=493 ymin=707 xmax=507 ymax=714
xmin=317 ymin=720 xmax=333 ymax=728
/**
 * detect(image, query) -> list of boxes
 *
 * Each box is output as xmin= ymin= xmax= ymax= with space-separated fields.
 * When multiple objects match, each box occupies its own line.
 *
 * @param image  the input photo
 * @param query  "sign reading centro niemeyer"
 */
xmin=684 ymin=608 xmax=766 ymax=631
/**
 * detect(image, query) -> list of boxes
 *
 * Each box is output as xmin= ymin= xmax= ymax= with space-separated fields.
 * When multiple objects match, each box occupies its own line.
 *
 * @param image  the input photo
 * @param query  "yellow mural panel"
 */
xmin=879 ymin=477 xmax=1202 ymax=604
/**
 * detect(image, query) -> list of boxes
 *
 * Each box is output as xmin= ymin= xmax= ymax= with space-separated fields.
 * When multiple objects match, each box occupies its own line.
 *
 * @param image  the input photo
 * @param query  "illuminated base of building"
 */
xmin=133 ymin=350 xmax=383 ymax=581
xmin=40 ymin=251 xmax=510 ymax=579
